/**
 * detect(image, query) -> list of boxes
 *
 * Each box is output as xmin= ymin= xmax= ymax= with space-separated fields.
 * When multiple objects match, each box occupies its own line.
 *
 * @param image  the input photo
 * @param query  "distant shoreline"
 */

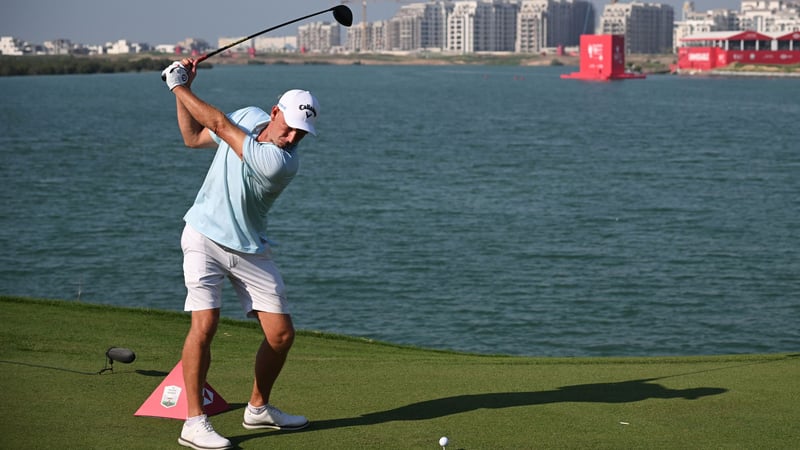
xmin=199 ymin=53 xmax=800 ymax=76
xmin=175 ymin=52 xmax=681 ymax=75
xmin=2 ymin=53 xmax=797 ymax=76
xmin=205 ymin=51 xmax=585 ymax=68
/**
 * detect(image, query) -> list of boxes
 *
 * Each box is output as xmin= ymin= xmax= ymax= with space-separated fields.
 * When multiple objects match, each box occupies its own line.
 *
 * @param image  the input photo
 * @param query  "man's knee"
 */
xmin=257 ymin=312 xmax=295 ymax=350
xmin=189 ymin=309 xmax=221 ymax=344
xmin=267 ymin=324 xmax=295 ymax=351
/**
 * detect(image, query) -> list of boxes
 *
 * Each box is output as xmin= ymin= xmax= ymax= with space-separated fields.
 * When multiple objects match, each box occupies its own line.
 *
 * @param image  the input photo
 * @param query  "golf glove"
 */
xmin=161 ymin=62 xmax=188 ymax=91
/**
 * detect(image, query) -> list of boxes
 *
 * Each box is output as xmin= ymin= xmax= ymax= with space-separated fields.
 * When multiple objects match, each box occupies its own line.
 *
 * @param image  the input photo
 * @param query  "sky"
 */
xmin=2 ymin=0 xmax=743 ymax=46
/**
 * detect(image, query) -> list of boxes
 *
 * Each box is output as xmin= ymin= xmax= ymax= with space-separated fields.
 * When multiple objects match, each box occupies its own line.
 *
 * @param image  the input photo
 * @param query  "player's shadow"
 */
xmin=231 ymin=377 xmax=726 ymax=445
xmin=308 ymin=378 xmax=726 ymax=430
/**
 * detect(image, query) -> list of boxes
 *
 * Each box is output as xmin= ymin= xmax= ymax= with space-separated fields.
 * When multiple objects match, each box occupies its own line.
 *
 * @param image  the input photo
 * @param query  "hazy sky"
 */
xmin=3 ymin=0 xmax=742 ymax=46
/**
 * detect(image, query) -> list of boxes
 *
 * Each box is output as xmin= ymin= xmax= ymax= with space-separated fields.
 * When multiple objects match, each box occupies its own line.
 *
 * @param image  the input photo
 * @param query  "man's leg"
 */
xmin=182 ymin=308 xmax=220 ymax=417
xmin=178 ymin=308 xmax=231 ymax=449
xmin=241 ymin=311 xmax=308 ymax=430
xmin=250 ymin=311 xmax=294 ymax=406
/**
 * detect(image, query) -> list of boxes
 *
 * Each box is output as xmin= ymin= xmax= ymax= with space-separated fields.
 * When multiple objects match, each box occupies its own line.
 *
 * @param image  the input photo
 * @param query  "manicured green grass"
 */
xmin=1 ymin=295 xmax=797 ymax=449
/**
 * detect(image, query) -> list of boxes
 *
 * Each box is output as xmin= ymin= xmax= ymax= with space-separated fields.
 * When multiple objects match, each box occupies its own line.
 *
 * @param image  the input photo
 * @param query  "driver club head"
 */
xmin=332 ymin=5 xmax=353 ymax=27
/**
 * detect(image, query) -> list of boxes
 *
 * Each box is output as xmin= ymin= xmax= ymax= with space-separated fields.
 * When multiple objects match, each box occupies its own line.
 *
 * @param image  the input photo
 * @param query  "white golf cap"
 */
xmin=277 ymin=89 xmax=319 ymax=136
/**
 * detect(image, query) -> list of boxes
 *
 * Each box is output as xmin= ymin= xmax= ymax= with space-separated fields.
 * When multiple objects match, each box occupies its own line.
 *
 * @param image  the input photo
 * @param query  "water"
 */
xmin=1 ymin=65 xmax=798 ymax=357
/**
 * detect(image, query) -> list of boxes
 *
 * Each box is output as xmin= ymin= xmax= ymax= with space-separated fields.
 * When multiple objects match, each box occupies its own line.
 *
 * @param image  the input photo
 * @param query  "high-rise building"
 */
xmin=517 ymin=0 xmax=549 ymax=53
xmin=446 ymin=0 xmax=517 ymax=52
xmin=388 ymin=3 xmax=428 ymax=50
xmin=516 ymin=0 xmax=595 ymax=53
xmin=298 ymin=22 xmax=342 ymax=52
xmin=599 ymin=1 xmax=674 ymax=54
xmin=447 ymin=1 xmax=487 ymax=52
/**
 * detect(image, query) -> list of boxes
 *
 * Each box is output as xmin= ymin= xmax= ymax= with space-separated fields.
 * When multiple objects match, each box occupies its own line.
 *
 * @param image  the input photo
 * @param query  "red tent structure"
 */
xmin=677 ymin=30 xmax=800 ymax=71
xmin=561 ymin=34 xmax=646 ymax=81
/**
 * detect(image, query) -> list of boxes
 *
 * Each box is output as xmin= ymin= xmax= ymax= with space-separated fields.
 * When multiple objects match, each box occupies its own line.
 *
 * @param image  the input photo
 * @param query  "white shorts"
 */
xmin=181 ymin=223 xmax=289 ymax=316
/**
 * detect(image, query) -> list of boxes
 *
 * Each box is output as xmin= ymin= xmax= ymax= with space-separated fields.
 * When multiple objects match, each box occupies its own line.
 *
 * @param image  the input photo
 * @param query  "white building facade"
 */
xmin=599 ymin=1 xmax=674 ymax=53
xmin=298 ymin=22 xmax=343 ymax=52
xmin=740 ymin=0 xmax=800 ymax=32
xmin=516 ymin=0 xmax=595 ymax=53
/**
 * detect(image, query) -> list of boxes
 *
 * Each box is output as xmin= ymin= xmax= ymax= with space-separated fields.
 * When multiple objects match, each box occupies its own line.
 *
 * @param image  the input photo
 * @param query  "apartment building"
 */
xmin=739 ymin=0 xmax=800 ymax=32
xmin=298 ymin=22 xmax=342 ymax=52
xmin=445 ymin=0 xmax=518 ymax=52
xmin=516 ymin=0 xmax=595 ymax=53
xmin=382 ymin=2 xmax=447 ymax=51
xmin=599 ymin=1 xmax=674 ymax=54
xmin=517 ymin=0 xmax=549 ymax=52
xmin=348 ymin=22 xmax=371 ymax=52
xmin=447 ymin=1 xmax=490 ymax=52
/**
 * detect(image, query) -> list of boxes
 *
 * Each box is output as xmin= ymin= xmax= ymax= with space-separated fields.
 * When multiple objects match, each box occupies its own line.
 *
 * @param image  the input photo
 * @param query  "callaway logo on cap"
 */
xmin=277 ymin=89 xmax=319 ymax=136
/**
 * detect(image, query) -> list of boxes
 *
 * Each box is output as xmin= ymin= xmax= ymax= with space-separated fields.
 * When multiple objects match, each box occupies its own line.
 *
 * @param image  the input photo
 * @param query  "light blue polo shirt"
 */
xmin=184 ymin=106 xmax=300 ymax=253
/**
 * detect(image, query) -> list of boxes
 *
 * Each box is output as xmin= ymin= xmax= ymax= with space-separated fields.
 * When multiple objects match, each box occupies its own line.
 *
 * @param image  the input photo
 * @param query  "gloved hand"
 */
xmin=161 ymin=62 xmax=189 ymax=90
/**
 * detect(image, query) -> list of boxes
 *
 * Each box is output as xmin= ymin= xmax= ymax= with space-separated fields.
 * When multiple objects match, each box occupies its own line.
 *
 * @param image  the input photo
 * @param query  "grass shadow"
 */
xmin=0 ymin=359 xmax=170 ymax=377
xmin=310 ymin=378 xmax=727 ymax=429
xmin=231 ymin=377 xmax=726 ymax=445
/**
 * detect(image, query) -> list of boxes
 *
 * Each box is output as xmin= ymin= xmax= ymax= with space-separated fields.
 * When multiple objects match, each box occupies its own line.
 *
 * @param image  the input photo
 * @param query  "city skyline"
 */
xmin=3 ymin=0 xmax=743 ymax=47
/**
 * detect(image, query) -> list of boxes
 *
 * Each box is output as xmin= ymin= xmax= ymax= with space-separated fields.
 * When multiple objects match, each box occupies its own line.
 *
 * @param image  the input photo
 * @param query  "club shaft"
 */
xmin=196 ymin=7 xmax=336 ymax=63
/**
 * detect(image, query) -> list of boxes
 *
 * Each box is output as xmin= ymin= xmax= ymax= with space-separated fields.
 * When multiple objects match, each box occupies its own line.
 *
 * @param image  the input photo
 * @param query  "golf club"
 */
xmin=162 ymin=5 xmax=353 ymax=79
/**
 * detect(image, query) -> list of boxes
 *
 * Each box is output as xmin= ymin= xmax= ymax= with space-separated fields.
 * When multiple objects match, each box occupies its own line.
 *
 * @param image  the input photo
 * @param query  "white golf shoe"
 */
xmin=242 ymin=404 xmax=309 ymax=430
xmin=178 ymin=415 xmax=232 ymax=450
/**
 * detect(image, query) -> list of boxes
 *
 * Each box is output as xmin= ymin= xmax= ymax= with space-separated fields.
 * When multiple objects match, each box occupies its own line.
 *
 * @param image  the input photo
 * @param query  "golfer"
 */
xmin=162 ymin=59 xmax=317 ymax=450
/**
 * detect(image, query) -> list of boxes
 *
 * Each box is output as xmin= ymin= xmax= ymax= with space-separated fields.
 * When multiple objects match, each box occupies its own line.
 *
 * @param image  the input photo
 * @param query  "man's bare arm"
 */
xmin=176 ymin=97 xmax=216 ymax=148
xmin=172 ymin=85 xmax=246 ymax=160
xmin=171 ymin=60 xmax=216 ymax=149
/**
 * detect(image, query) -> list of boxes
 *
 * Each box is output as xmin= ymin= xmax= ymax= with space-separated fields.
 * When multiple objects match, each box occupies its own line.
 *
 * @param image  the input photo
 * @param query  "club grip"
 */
xmin=160 ymin=54 xmax=207 ymax=81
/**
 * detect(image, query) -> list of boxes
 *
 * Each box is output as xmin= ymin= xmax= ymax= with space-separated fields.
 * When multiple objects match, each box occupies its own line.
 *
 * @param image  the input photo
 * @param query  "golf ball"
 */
xmin=439 ymin=436 xmax=449 ymax=447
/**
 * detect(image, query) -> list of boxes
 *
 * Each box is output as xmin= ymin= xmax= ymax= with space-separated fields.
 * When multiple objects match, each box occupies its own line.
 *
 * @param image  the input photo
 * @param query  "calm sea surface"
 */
xmin=1 ymin=65 xmax=798 ymax=357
